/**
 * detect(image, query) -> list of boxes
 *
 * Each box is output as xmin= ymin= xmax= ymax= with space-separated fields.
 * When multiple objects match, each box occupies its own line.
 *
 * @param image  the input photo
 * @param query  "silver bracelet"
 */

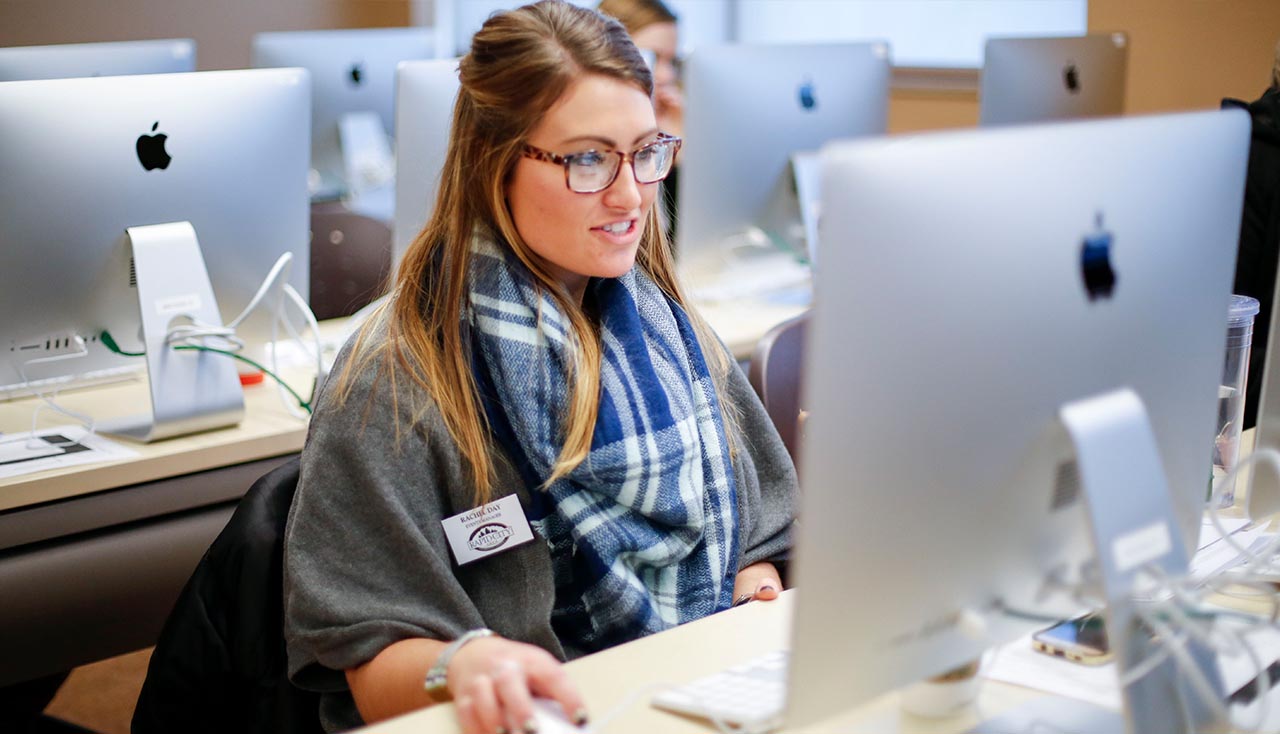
xmin=423 ymin=628 xmax=495 ymax=702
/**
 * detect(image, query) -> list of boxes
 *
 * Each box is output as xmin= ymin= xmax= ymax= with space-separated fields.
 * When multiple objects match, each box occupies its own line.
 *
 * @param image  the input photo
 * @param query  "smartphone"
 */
xmin=1031 ymin=613 xmax=1113 ymax=665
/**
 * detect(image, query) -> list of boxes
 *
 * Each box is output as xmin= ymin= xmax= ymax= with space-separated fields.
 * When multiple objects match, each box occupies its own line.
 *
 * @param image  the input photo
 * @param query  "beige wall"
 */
xmin=889 ymin=0 xmax=1280 ymax=133
xmin=0 ymin=0 xmax=410 ymax=71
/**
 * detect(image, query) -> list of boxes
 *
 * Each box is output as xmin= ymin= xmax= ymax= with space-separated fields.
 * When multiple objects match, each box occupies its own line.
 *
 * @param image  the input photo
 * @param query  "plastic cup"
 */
xmin=1212 ymin=294 xmax=1260 ymax=508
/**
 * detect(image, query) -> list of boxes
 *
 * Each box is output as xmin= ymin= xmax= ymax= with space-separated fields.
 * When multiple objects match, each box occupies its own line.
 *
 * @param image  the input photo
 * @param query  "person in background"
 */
xmin=282 ymin=2 xmax=797 ymax=733
xmin=597 ymin=0 xmax=682 ymax=139
xmin=1224 ymin=39 xmax=1280 ymax=429
xmin=597 ymin=0 xmax=684 ymax=242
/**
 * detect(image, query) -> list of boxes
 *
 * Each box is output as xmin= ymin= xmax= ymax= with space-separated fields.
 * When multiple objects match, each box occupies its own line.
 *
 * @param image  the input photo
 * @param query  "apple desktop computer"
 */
xmin=0 ymin=38 xmax=195 ymax=82
xmin=392 ymin=58 xmax=461 ymax=268
xmin=790 ymin=109 xmax=1250 ymax=732
xmin=979 ymin=33 xmax=1129 ymax=127
xmin=0 ymin=69 xmax=310 ymax=438
xmin=677 ymin=42 xmax=890 ymax=299
xmin=652 ymin=110 xmax=1254 ymax=733
xmin=252 ymin=27 xmax=434 ymax=207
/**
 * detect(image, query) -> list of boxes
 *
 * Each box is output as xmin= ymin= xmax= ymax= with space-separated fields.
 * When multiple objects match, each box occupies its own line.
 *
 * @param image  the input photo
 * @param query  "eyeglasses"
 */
xmin=522 ymin=132 xmax=682 ymax=194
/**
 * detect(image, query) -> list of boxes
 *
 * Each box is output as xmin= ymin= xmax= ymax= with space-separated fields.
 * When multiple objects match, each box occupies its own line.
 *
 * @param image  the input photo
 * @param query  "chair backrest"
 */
xmin=747 ymin=312 xmax=809 ymax=463
xmin=132 ymin=455 xmax=322 ymax=734
xmin=309 ymin=206 xmax=393 ymax=321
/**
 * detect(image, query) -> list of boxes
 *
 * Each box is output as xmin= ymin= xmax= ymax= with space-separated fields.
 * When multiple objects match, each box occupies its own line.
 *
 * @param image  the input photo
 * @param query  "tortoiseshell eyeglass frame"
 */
xmin=521 ymin=132 xmax=682 ymax=194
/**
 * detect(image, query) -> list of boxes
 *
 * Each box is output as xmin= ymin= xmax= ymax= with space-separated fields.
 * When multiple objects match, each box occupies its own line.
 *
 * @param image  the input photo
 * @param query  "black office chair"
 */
xmin=131 ymin=456 xmax=322 ymax=734
xmin=747 ymin=312 xmax=809 ymax=465
xmin=309 ymin=205 xmax=393 ymax=321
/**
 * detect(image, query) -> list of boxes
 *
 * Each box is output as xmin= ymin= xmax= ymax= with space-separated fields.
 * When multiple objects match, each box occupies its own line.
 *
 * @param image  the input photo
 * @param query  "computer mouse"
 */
xmin=528 ymin=698 xmax=592 ymax=734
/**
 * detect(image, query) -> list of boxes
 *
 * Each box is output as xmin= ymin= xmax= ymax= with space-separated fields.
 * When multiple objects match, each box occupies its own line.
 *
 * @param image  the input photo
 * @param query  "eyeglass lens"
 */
xmin=567 ymin=139 xmax=677 ymax=193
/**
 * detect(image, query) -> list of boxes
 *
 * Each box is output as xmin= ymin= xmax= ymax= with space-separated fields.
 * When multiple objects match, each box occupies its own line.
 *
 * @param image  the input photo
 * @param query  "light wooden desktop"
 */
xmin=355 ymin=591 xmax=1047 ymax=734
xmin=352 ymin=433 xmax=1276 ymax=734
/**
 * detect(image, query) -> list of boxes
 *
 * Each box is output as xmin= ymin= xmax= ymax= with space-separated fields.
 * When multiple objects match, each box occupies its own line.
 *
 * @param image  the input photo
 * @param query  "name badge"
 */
xmin=441 ymin=494 xmax=535 ymax=565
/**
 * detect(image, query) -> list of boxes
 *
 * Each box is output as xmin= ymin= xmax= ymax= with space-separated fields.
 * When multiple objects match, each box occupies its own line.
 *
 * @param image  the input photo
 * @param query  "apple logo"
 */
xmin=135 ymin=121 xmax=171 ymax=171
xmin=1063 ymin=62 xmax=1081 ymax=94
xmin=798 ymin=78 xmax=817 ymax=111
xmin=1080 ymin=212 xmax=1116 ymax=301
xmin=348 ymin=62 xmax=364 ymax=86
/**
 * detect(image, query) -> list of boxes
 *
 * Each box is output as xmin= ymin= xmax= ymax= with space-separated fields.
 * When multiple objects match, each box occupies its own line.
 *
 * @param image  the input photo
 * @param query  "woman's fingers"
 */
xmin=753 ymin=577 xmax=781 ymax=602
xmin=459 ymin=672 xmax=503 ymax=734
xmin=526 ymin=653 xmax=589 ymax=727
xmin=492 ymin=659 xmax=537 ymax=733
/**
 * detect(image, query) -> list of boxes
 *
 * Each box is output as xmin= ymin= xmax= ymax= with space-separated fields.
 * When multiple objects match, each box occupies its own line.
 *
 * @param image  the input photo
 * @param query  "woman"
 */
xmin=283 ymin=3 xmax=797 ymax=733
xmin=597 ymin=0 xmax=682 ymax=139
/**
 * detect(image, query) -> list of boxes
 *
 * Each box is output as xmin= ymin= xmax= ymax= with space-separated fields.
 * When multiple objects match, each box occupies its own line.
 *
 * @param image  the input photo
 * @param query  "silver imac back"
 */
xmin=786 ymin=110 xmax=1249 ymax=728
xmin=0 ymin=39 xmax=195 ymax=82
xmin=252 ymin=27 xmax=434 ymax=198
xmin=980 ymin=33 xmax=1128 ymax=127
xmin=393 ymin=58 xmax=461 ymax=267
xmin=0 ymin=68 xmax=310 ymax=397
xmin=677 ymin=41 xmax=890 ymax=269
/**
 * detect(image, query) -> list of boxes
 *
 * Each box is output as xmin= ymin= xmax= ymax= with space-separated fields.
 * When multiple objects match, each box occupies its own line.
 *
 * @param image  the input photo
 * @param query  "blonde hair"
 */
xmin=335 ymin=0 xmax=735 ymax=505
xmin=597 ymin=0 xmax=677 ymax=35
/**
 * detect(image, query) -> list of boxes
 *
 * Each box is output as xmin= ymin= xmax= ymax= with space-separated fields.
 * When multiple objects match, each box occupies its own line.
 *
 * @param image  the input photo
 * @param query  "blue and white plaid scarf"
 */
xmin=467 ymin=235 xmax=739 ymax=653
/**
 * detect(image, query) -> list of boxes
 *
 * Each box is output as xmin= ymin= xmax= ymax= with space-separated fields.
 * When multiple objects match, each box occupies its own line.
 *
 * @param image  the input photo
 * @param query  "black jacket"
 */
xmin=1225 ymin=87 xmax=1280 ymax=429
xmin=132 ymin=456 xmax=322 ymax=734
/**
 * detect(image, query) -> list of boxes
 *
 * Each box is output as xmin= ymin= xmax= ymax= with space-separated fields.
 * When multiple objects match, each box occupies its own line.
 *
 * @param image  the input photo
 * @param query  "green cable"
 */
xmin=99 ymin=330 xmax=312 ymax=414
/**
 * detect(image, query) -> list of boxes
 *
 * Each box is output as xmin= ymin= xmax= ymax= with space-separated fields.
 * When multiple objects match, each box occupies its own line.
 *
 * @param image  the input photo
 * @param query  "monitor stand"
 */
xmin=97 ymin=221 xmax=244 ymax=442
xmin=973 ymin=387 xmax=1226 ymax=734
xmin=340 ymin=110 xmax=395 ymax=223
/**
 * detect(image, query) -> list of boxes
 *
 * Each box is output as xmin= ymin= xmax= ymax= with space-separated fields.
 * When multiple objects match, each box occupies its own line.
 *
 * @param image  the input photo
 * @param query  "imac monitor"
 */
xmin=0 ymin=39 xmax=195 ymax=82
xmin=677 ymin=42 xmax=890 ymax=270
xmin=980 ymin=33 xmax=1129 ymax=127
xmin=393 ymin=59 xmax=461 ymax=266
xmin=787 ymin=110 xmax=1248 ymax=728
xmin=0 ymin=69 xmax=310 ymax=398
xmin=252 ymin=28 xmax=434 ymax=198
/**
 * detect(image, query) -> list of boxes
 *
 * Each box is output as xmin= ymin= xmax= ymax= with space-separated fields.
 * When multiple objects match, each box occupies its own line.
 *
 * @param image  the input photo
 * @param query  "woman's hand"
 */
xmin=448 ymin=636 xmax=587 ymax=734
xmin=732 ymin=561 xmax=783 ymax=606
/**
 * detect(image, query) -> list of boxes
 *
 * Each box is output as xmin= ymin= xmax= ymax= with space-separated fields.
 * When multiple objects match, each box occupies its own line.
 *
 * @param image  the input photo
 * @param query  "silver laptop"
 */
xmin=0 ymin=69 xmax=311 ymax=396
xmin=0 ymin=38 xmax=195 ymax=82
xmin=393 ymin=58 xmax=461 ymax=267
xmin=980 ymin=33 xmax=1128 ymax=126
xmin=654 ymin=109 xmax=1252 ymax=732
xmin=677 ymin=41 xmax=890 ymax=269
xmin=253 ymin=27 xmax=434 ymax=198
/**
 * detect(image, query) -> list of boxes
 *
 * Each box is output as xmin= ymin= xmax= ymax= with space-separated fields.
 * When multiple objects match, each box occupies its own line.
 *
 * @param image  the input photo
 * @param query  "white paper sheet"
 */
xmin=0 ymin=426 xmax=138 ymax=480
xmin=983 ymin=620 xmax=1280 ymax=727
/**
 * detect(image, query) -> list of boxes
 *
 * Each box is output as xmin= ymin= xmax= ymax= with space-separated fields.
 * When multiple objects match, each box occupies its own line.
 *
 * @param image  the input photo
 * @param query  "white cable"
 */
xmin=17 ymin=341 xmax=96 ymax=447
xmin=588 ymin=681 xmax=680 ymax=733
xmin=227 ymin=252 xmax=295 ymax=330
xmin=283 ymin=283 xmax=323 ymax=382
xmin=1132 ymin=605 xmax=1233 ymax=727
xmin=162 ymin=252 xmax=296 ymax=354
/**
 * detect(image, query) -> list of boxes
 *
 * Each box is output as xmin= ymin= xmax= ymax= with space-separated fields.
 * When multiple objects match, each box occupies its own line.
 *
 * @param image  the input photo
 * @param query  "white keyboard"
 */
xmin=651 ymin=650 xmax=788 ymax=733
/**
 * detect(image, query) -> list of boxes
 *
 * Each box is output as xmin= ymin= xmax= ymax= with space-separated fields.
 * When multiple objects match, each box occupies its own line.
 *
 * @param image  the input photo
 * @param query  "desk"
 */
xmin=355 ymin=592 xmax=1048 ymax=734
xmin=0 ymin=298 xmax=790 ymax=687
xmin=0 ymin=357 xmax=313 ymax=686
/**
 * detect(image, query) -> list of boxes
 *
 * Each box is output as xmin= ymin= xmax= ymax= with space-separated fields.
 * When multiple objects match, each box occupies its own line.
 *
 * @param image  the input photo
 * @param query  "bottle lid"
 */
xmin=1229 ymin=294 xmax=1260 ymax=326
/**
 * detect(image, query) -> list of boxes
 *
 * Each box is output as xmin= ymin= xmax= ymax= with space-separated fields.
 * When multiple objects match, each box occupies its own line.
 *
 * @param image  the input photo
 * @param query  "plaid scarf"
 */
xmin=467 ymin=235 xmax=739 ymax=653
